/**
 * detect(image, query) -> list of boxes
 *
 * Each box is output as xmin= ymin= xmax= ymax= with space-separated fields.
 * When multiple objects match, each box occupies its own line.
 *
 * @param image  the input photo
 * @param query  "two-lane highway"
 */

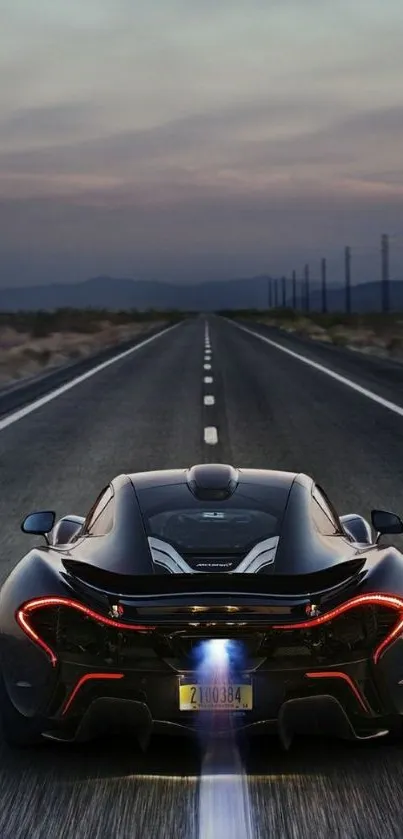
xmin=1 ymin=314 xmax=403 ymax=838
xmin=210 ymin=317 xmax=403 ymax=524
xmin=0 ymin=318 xmax=205 ymax=582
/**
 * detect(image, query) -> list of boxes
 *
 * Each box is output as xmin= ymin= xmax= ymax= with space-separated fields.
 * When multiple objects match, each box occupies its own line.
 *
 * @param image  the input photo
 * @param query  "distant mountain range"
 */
xmin=301 ymin=281 xmax=403 ymax=314
xmin=0 ymin=275 xmax=272 ymax=312
xmin=1 ymin=274 xmax=403 ymax=313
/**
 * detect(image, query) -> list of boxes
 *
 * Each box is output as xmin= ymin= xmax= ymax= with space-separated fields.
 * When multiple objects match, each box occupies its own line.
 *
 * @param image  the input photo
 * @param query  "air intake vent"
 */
xmin=186 ymin=464 xmax=239 ymax=500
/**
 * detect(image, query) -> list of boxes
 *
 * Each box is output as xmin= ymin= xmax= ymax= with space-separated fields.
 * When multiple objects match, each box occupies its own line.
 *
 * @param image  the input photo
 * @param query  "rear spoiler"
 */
xmin=62 ymin=556 xmax=367 ymax=598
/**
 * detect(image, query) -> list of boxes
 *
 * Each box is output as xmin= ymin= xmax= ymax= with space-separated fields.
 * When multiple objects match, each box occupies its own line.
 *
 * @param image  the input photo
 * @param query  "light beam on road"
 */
xmin=196 ymin=639 xmax=255 ymax=839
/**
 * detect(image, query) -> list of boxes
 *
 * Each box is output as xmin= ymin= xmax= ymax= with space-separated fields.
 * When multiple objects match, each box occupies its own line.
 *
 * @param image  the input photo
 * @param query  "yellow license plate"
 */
xmin=179 ymin=683 xmax=253 ymax=711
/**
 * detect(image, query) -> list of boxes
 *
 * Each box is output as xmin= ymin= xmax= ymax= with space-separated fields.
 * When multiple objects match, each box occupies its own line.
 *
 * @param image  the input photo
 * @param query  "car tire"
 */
xmin=0 ymin=672 xmax=45 ymax=747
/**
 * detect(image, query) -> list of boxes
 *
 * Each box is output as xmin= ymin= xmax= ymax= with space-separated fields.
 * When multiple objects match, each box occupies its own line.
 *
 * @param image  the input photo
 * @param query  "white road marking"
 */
xmin=204 ymin=426 xmax=218 ymax=444
xmin=0 ymin=322 xmax=181 ymax=432
xmin=204 ymin=376 xmax=213 ymax=384
xmin=234 ymin=321 xmax=403 ymax=419
xmin=204 ymin=395 xmax=215 ymax=406
xmin=204 ymin=363 xmax=212 ymax=370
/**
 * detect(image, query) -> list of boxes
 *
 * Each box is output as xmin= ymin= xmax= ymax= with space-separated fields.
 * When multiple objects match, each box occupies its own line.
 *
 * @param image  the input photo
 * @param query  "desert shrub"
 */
xmin=0 ymin=307 xmax=184 ymax=337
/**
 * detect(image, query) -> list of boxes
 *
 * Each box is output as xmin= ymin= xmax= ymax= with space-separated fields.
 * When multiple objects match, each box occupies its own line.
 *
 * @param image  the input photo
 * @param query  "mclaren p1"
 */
xmin=1 ymin=463 xmax=403 ymax=749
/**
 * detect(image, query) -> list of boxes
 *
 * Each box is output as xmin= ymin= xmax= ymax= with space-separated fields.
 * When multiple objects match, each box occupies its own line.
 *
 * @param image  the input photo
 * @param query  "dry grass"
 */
xmin=228 ymin=309 xmax=403 ymax=363
xmin=0 ymin=319 xmax=167 ymax=386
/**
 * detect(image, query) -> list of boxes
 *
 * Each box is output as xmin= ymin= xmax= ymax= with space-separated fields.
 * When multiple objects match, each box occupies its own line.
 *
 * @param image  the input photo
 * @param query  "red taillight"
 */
xmin=273 ymin=593 xmax=403 ymax=664
xmin=305 ymin=671 xmax=370 ymax=712
xmin=17 ymin=607 xmax=58 ymax=667
xmin=374 ymin=615 xmax=403 ymax=663
xmin=62 ymin=672 xmax=124 ymax=715
xmin=16 ymin=597 xmax=156 ymax=667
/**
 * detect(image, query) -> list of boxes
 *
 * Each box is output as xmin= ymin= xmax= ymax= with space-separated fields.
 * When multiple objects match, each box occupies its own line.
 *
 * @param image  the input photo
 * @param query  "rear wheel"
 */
xmin=0 ymin=672 xmax=46 ymax=747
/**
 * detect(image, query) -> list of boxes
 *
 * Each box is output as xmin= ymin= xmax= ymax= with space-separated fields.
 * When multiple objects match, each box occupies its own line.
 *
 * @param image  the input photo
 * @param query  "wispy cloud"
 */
xmin=0 ymin=0 xmax=403 ymax=285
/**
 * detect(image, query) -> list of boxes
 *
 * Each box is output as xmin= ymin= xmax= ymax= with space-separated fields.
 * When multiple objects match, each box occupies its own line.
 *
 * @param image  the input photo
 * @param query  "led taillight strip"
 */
xmin=305 ymin=671 xmax=370 ymax=713
xmin=62 ymin=673 xmax=124 ymax=716
xmin=16 ymin=597 xmax=156 ymax=668
xmin=273 ymin=593 xmax=403 ymax=665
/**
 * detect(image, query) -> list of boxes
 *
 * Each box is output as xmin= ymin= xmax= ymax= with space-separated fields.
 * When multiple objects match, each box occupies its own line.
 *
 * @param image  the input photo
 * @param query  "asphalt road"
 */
xmin=1 ymin=313 xmax=403 ymax=838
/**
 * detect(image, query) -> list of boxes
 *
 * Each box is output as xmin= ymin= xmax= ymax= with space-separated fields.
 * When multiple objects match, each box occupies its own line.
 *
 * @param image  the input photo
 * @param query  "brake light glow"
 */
xmin=273 ymin=593 xmax=403 ymax=664
xmin=62 ymin=672 xmax=124 ymax=716
xmin=305 ymin=671 xmax=370 ymax=712
xmin=17 ymin=608 xmax=58 ymax=666
xmin=16 ymin=597 xmax=156 ymax=667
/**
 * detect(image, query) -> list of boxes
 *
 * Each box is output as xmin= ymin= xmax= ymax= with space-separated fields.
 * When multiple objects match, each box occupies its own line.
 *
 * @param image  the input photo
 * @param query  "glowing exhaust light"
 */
xmin=210 ymin=638 xmax=227 ymax=652
xmin=194 ymin=638 xmax=231 ymax=684
xmin=206 ymin=638 xmax=229 ymax=665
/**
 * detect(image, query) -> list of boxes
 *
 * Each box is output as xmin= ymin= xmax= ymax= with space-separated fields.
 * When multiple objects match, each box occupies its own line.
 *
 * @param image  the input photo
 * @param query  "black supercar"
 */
xmin=2 ymin=463 xmax=403 ymax=749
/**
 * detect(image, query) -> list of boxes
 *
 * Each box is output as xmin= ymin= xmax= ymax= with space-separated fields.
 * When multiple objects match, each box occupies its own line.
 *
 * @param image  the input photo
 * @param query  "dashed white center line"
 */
xmin=203 ymin=323 xmax=217 ymax=445
xmin=204 ymin=426 xmax=218 ymax=445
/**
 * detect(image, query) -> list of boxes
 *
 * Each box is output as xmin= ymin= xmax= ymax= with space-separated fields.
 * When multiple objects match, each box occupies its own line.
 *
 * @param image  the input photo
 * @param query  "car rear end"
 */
xmin=20 ymin=573 xmax=402 ymax=746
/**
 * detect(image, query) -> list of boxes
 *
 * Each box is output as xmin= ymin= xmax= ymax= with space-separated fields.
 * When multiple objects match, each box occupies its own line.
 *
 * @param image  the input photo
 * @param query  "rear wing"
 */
xmin=62 ymin=556 xmax=367 ymax=599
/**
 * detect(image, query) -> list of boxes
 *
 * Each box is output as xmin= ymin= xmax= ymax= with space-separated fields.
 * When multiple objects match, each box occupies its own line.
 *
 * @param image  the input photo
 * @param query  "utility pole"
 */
xmin=268 ymin=278 xmax=272 ymax=309
xmin=381 ymin=234 xmax=390 ymax=312
xmin=321 ymin=258 xmax=327 ymax=314
xmin=274 ymin=278 xmax=278 ymax=308
xmin=304 ymin=264 xmax=310 ymax=312
xmin=292 ymin=270 xmax=297 ymax=310
xmin=345 ymin=246 xmax=351 ymax=314
xmin=282 ymin=276 xmax=286 ymax=307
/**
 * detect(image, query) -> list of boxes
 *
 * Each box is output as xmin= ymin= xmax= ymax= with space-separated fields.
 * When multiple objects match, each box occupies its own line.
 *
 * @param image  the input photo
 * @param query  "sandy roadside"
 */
xmin=0 ymin=320 xmax=167 ymax=388
xmin=245 ymin=314 xmax=403 ymax=364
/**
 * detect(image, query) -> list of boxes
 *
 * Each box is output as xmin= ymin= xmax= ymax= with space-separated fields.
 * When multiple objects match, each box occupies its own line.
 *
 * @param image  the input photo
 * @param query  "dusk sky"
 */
xmin=1 ymin=0 xmax=403 ymax=287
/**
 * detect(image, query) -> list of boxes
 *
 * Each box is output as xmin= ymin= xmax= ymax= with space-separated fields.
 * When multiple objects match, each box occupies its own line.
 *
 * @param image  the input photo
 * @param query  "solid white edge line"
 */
xmin=204 ymin=426 xmax=218 ymax=444
xmin=204 ymin=395 xmax=215 ymax=406
xmin=0 ymin=322 xmax=181 ymax=432
xmin=204 ymin=376 xmax=213 ymax=384
xmin=232 ymin=320 xmax=403 ymax=418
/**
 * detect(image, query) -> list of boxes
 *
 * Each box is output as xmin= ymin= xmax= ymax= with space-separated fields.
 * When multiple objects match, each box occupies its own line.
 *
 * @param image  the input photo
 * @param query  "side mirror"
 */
xmin=371 ymin=509 xmax=403 ymax=537
xmin=21 ymin=511 xmax=56 ymax=537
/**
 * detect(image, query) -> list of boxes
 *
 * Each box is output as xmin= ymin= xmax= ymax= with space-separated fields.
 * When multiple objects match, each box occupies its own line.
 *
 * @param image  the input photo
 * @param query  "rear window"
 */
xmin=136 ymin=483 xmax=289 ymax=553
